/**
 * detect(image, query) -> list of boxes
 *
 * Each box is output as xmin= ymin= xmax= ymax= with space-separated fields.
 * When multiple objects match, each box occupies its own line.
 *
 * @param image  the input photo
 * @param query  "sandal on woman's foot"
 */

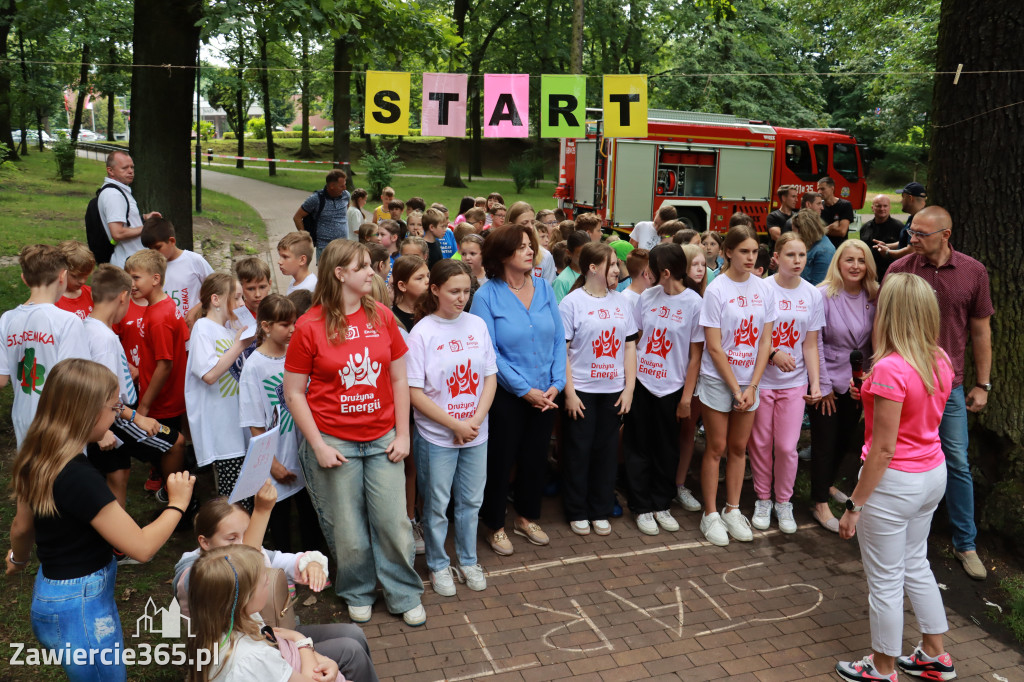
xmin=812 ymin=507 xmax=840 ymax=533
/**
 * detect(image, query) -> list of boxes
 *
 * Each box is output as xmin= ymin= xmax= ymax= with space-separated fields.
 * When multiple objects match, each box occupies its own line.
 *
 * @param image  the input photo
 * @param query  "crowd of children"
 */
xmin=4 ymin=183 xmax=962 ymax=682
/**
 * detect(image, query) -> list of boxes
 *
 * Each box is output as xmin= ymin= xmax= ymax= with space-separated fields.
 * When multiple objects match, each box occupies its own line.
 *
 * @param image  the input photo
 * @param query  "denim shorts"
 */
xmin=695 ymin=374 xmax=760 ymax=413
xmin=31 ymin=557 xmax=126 ymax=682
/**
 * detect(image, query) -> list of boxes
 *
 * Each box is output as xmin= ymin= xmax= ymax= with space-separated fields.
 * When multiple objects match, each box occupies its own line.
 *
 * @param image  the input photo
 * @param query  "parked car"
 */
xmin=11 ymin=129 xmax=53 ymax=144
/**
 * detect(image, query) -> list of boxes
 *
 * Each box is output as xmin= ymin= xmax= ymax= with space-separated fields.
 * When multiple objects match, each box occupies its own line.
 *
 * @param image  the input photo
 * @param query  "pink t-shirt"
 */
xmin=860 ymin=352 xmax=953 ymax=473
xmin=560 ymin=288 xmax=638 ymax=394
xmin=633 ymin=285 xmax=704 ymax=397
xmin=699 ymin=274 xmax=777 ymax=385
xmin=760 ymin=277 xmax=826 ymax=390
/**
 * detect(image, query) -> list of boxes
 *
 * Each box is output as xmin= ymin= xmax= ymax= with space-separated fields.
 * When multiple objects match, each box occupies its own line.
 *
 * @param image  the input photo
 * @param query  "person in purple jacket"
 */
xmin=809 ymin=240 xmax=878 ymax=532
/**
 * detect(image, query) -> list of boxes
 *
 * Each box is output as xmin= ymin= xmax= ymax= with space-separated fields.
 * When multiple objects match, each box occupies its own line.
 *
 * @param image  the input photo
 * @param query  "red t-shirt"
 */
xmin=114 ymin=298 xmax=148 ymax=373
xmin=56 ymin=285 xmax=94 ymax=320
xmin=285 ymin=302 xmax=407 ymax=442
xmin=139 ymin=297 xmax=189 ymax=418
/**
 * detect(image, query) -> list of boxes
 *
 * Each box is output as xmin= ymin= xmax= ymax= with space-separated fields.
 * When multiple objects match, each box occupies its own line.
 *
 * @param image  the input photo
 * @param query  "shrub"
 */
xmin=363 ymin=141 xmax=404 ymax=197
xmin=508 ymin=151 xmax=545 ymax=194
xmin=0 ymin=141 xmax=11 ymax=167
xmin=869 ymin=142 xmax=928 ymax=186
xmin=52 ymin=133 xmax=76 ymax=181
xmin=193 ymin=121 xmax=215 ymax=141
xmin=247 ymin=116 xmax=267 ymax=139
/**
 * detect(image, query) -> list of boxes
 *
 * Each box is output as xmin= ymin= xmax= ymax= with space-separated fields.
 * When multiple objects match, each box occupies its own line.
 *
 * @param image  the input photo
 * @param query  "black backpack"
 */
xmin=302 ymin=189 xmax=327 ymax=245
xmin=85 ymin=184 xmax=130 ymax=264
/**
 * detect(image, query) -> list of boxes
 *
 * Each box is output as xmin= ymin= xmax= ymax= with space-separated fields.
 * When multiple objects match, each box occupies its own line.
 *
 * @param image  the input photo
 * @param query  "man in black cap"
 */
xmin=871 ymin=181 xmax=926 ymax=263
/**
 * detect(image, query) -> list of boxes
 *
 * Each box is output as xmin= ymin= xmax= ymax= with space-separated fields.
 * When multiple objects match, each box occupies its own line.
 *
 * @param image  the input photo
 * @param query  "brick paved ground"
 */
xmin=349 ymin=496 xmax=1024 ymax=682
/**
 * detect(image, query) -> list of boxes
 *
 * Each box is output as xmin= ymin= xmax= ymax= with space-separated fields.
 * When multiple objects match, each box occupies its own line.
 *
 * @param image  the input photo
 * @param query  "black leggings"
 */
xmin=268 ymin=489 xmax=325 ymax=554
xmin=623 ymin=383 xmax=682 ymax=514
xmin=808 ymin=390 xmax=864 ymax=504
xmin=561 ymin=390 xmax=621 ymax=522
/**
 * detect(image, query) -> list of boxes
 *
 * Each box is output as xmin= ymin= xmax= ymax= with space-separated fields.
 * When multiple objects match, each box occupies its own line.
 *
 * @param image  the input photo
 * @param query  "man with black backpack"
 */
xmin=292 ymin=169 xmax=351 ymax=261
xmin=87 ymin=150 xmax=161 ymax=267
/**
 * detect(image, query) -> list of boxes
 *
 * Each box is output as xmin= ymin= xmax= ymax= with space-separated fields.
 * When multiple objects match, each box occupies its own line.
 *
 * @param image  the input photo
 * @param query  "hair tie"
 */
xmin=220 ymin=556 xmax=240 ymax=649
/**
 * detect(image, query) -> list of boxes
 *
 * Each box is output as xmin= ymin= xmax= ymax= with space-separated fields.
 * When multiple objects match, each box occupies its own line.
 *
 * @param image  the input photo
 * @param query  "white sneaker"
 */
xmin=403 ymin=604 xmax=427 ymax=627
xmin=411 ymin=519 xmax=425 ymax=555
xmin=348 ymin=604 xmax=372 ymax=623
xmin=774 ymin=501 xmax=797 ymax=534
xmin=570 ymin=520 xmax=591 ymax=536
xmin=455 ymin=564 xmax=487 ymax=591
xmin=752 ymin=499 xmax=772 ymax=530
xmin=721 ymin=508 xmax=753 ymax=542
xmin=592 ymin=519 xmax=611 ymax=536
xmin=654 ymin=510 xmax=679 ymax=532
xmin=675 ymin=486 xmax=701 ymax=512
xmin=430 ymin=567 xmax=456 ymax=597
xmin=700 ymin=512 xmax=729 ymax=546
xmin=636 ymin=512 xmax=658 ymax=535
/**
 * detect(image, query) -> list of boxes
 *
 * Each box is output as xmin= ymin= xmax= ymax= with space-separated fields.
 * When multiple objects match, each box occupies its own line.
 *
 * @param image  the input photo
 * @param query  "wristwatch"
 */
xmin=295 ymin=637 xmax=314 ymax=651
xmin=977 ymin=382 xmax=992 ymax=392
xmin=845 ymin=498 xmax=864 ymax=513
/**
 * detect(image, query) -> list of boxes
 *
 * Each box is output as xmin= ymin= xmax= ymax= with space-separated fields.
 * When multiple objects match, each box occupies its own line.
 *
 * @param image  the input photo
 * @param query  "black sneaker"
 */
xmin=897 ymin=645 xmax=957 ymax=680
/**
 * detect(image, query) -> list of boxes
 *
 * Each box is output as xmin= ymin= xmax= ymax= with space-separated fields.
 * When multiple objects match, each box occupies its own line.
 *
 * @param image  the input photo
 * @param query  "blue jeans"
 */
xmin=299 ymin=429 xmax=423 ymax=614
xmin=415 ymin=433 xmax=487 ymax=573
xmin=31 ymin=557 xmax=126 ymax=682
xmin=938 ymin=386 xmax=976 ymax=551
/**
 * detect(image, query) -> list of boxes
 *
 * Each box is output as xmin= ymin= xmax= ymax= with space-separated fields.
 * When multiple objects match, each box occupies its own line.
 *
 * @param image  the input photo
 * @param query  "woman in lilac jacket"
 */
xmin=809 ymin=240 xmax=877 ymax=531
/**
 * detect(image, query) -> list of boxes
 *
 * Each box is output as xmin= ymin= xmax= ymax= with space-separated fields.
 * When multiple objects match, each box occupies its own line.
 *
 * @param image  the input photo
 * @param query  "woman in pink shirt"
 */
xmin=835 ymin=273 xmax=957 ymax=682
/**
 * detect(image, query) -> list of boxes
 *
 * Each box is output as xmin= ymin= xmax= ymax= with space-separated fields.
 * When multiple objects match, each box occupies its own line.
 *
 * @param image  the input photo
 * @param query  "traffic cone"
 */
xmin=554 ymin=163 xmax=571 ymax=199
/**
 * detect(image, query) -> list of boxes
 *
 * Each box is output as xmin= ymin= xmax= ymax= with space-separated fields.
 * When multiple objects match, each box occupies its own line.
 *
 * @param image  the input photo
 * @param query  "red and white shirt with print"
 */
xmin=560 ymin=288 xmax=638 ymax=394
xmin=633 ymin=285 xmax=704 ymax=397
xmin=699 ymin=274 xmax=777 ymax=385
xmin=760 ymin=277 xmax=825 ymax=390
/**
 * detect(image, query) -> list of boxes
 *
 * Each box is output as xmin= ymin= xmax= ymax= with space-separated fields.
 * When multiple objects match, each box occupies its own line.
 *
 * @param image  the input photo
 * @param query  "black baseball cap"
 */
xmin=900 ymin=182 xmax=927 ymax=198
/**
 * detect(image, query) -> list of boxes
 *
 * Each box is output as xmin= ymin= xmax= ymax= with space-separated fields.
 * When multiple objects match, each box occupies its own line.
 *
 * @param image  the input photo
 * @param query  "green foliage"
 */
xmin=193 ymin=120 xmax=216 ymax=141
xmin=274 ymin=130 xmax=332 ymax=139
xmin=508 ymin=151 xmax=546 ymax=194
xmin=247 ymin=116 xmax=267 ymax=139
xmin=269 ymin=96 xmax=296 ymax=130
xmin=869 ymin=143 xmax=928 ymax=186
xmin=1000 ymin=574 xmax=1024 ymax=645
xmin=51 ymin=134 xmax=76 ymax=181
xmin=0 ymin=142 xmax=11 ymax=167
xmin=362 ymin=141 xmax=406 ymax=197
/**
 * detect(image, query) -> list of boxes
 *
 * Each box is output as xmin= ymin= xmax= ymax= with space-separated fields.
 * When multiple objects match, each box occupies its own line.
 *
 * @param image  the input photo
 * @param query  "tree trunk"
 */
xmin=257 ymin=22 xmax=275 ymax=176
xmin=297 ymin=34 xmax=312 ymax=158
xmin=332 ymin=33 xmax=352 ymax=169
xmin=106 ymin=41 xmax=116 ymax=141
xmin=930 ymin=0 xmax=1024 ymax=555
xmin=0 ymin=0 xmax=19 ymax=161
xmin=70 ymin=43 xmax=90 ymax=143
xmin=235 ymin=28 xmax=245 ymax=169
xmin=443 ymin=0 xmax=468 ymax=186
xmin=17 ymin=29 xmax=29 ymax=155
xmin=130 ymin=0 xmax=201 ymax=250
xmin=469 ymin=73 xmax=482 ymax=177
xmin=570 ymin=0 xmax=584 ymax=74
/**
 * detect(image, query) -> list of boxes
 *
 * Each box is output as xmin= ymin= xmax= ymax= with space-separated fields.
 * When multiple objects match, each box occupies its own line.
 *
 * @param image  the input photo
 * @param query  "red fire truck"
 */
xmin=554 ymin=109 xmax=866 ymax=234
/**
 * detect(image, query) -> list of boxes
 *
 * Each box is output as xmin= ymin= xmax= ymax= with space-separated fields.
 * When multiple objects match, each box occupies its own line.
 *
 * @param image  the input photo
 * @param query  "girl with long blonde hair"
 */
xmin=835 ymin=273 xmax=957 ymax=682
xmin=283 ymin=238 xmax=424 ymax=627
xmin=8 ymin=358 xmax=195 ymax=682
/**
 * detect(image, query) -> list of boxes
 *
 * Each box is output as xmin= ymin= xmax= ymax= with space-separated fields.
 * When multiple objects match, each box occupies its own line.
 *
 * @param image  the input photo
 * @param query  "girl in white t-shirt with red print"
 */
xmin=696 ymin=225 xmax=776 ymax=547
xmin=748 ymin=232 xmax=824 ymax=535
xmin=407 ymin=261 xmax=497 ymax=598
xmin=560 ymin=242 xmax=638 ymax=537
xmin=622 ymin=244 xmax=703 ymax=537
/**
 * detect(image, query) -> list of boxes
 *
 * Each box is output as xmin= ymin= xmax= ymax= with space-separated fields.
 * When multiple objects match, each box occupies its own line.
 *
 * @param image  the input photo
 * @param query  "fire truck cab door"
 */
xmin=716 ymin=147 xmax=774 ymax=201
xmin=611 ymin=141 xmax=656 ymax=226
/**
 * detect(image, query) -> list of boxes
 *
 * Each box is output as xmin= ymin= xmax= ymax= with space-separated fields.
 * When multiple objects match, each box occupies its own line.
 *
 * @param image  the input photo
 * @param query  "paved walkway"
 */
xmin=190 ymin=171 xmax=1024 ymax=682
xmin=191 ymin=168 xmax=308 ymax=293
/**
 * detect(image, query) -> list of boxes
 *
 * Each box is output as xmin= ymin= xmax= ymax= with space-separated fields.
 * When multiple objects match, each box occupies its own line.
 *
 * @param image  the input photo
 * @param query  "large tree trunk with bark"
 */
xmin=70 ymin=43 xmax=90 ymax=143
xmin=235 ymin=29 xmax=245 ymax=169
xmin=105 ymin=41 xmax=116 ymax=141
xmin=0 ymin=0 xmax=19 ymax=161
xmin=332 ymin=33 xmax=353 ymax=169
xmin=130 ymin=0 xmax=201 ymax=249
xmin=256 ymin=21 xmax=275 ymax=176
xmin=297 ymin=35 xmax=312 ymax=158
xmin=930 ymin=0 xmax=1024 ymax=557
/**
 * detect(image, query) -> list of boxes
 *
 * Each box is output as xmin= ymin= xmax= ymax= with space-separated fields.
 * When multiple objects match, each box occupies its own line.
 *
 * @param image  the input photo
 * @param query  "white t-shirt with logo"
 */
xmin=84 ymin=317 xmax=138 ymax=406
xmin=0 ymin=304 xmax=89 ymax=445
xmin=634 ymin=285 xmax=704 ymax=396
xmin=630 ymin=221 xmax=659 ymax=251
xmin=406 ymin=313 xmax=498 ymax=448
xmin=699 ymin=274 xmax=777 ymax=386
xmin=164 ymin=250 xmax=214 ymax=318
xmin=238 ymin=350 xmax=305 ymax=500
xmin=760 ymin=277 xmax=826 ymax=390
xmin=560 ymin=289 xmax=638 ymax=394
xmin=621 ymin=287 xmax=640 ymax=311
xmin=286 ymin=273 xmax=318 ymax=295
xmin=97 ymin=178 xmax=144 ymax=268
xmin=184 ymin=317 xmax=245 ymax=466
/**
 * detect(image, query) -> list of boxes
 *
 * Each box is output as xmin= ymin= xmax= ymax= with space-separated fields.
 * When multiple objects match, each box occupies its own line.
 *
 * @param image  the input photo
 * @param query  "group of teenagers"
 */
xmin=2 ymin=171 xmax=990 ymax=681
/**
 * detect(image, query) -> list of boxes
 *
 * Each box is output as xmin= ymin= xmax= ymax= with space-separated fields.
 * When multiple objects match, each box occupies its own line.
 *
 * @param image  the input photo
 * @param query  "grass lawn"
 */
xmin=0 ymin=150 xmax=271 ymax=681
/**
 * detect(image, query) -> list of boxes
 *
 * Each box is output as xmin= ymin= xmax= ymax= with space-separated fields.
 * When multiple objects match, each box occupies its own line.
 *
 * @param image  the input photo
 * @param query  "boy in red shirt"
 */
xmin=125 ymin=250 xmax=188 ymax=432
xmin=55 ymin=240 xmax=95 ymax=320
